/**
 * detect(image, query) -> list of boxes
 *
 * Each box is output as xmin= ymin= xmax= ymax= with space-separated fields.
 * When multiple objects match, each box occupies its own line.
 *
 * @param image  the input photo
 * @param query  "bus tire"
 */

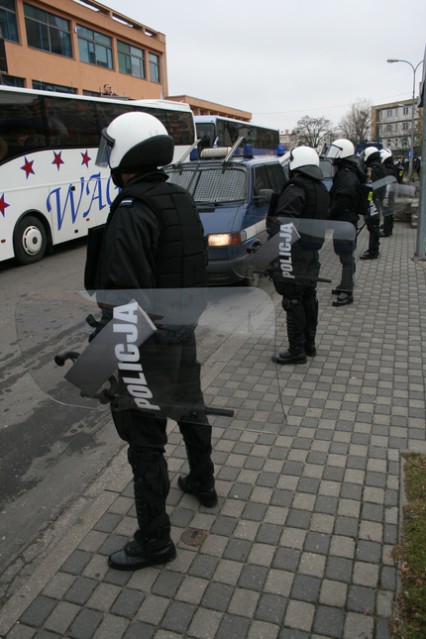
xmin=13 ymin=215 xmax=47 ymax=264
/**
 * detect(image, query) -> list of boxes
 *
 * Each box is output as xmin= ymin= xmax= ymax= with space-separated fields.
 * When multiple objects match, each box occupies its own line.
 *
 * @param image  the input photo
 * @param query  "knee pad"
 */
xmin=282 ymin=297 xmax=303 ymax=312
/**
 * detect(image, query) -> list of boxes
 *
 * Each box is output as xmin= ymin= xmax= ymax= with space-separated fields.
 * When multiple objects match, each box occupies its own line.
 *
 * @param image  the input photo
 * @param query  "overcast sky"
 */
xmin=102 ymin=0 xmax=426 ymax=133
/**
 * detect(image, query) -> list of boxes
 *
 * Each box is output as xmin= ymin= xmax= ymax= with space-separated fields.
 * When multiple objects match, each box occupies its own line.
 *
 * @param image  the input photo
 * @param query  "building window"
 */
xmin=24 ymin=3 xmax=72 ymax=57
xmin=403 ymin=106 xmax=409 ymax=115
xmin=0 ymin=0 xmax=18 ymax=42
xmin=32 ymin=80 xmax=76 ymax=93
xmin=386 ymin=109 xmax=393 ymax=117
xmin=149 ymin=52 xmax=160 ymax=83
xmin=118 ymin=40 xmax=144 ymax=78
xmin=1 ymin=74 xmax=24 ymax=86
xmin=402 ymin=122 xmax=408 ymax=130
xmin=77 ymin=25 xmax=113 ymax=69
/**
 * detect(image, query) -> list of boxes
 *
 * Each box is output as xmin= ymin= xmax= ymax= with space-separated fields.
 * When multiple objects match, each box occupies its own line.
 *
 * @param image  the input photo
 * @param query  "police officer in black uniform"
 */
xmin=326 ymin=138 xmax=367 ymax=306
xmin=380 ymin=148 xmax=398 ymax=237
xmin=90 ymin=111 xmax=216 ymax=570
xmin=360 ymin=146 xmax=386 ymax=260
xmin=268 ymin=146 xmax=330 ymax=364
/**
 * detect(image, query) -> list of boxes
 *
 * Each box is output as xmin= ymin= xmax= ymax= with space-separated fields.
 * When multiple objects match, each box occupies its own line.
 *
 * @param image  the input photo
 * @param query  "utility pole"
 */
xmin=415 ymin=47 xmax=426 ymax=259
xmin=387 ymin=58 xmax=423 ymax=179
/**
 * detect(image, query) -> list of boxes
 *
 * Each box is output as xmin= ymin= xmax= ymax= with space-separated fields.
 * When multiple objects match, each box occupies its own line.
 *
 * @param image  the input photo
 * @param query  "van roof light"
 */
xmin=243 ymin=143 xmax=253 ymax=159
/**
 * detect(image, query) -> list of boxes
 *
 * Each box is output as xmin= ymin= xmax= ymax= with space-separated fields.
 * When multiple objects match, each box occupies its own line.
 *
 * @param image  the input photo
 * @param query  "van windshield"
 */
xmin=166 ymin=163 xmax=247 ymax=206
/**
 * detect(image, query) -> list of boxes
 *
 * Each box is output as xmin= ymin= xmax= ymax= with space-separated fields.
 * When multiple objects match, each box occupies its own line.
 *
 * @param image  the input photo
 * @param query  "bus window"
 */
xmin=195 ymin=116 xmax=280 ymax=156
xmin=0 ymin=86 xmax=196 ymax=264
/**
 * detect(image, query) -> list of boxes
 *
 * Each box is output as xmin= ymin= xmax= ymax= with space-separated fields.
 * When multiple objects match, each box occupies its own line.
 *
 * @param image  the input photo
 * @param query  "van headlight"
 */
xmin=208 ymin=231 xmax=246 ymax=247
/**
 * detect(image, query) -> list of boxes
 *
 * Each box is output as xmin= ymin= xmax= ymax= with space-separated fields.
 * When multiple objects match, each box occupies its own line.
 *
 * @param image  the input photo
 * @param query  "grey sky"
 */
xmin=102 ymin=0 xmax=426 ymax=133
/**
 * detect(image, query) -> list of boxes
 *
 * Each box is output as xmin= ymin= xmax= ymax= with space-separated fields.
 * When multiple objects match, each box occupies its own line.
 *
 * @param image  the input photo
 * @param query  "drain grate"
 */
xmin=180 ymin=528 xmax=208 ymax=547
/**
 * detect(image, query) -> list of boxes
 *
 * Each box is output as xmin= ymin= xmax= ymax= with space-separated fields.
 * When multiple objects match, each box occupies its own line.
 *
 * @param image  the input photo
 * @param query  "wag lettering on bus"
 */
xmin=46 ymin=173 xmax=118 ymax=230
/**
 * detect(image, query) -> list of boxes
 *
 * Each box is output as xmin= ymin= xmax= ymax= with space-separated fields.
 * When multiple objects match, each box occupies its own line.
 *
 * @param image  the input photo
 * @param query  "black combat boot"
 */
xmin=272 ymin=306 xmax=307 ymax=365
xmin=332 ymin=291 xmax=353 ymax=306
xmin=108 ymin=526 xmax=176 ymax=571
xmin=360 ymin=250 xmax=379 ymax=260
xmin=108 ymin=448 xmax=175 ymax=571
xmin=178 ymin=474 xmax=218 ymax=507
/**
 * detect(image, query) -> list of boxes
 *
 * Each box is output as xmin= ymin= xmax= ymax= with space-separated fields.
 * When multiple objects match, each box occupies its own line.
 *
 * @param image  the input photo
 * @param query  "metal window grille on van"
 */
xmin=166 ymin=162 xmax=247 ymax=205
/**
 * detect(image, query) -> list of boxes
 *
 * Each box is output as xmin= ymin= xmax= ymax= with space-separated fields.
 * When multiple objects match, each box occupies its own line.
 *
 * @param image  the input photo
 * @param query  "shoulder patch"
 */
xmin=118 ymin=198 xmax=134 ymax=207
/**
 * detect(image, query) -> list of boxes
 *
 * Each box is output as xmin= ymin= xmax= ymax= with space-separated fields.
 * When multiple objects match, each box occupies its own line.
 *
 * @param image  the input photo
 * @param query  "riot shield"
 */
xmin=16 ymin=214 xmax=364 ymax=436
xmin=16 ymin=286 xmax=286 ymax=432
xmin=382 ymin=180 xmax=417 ymax=219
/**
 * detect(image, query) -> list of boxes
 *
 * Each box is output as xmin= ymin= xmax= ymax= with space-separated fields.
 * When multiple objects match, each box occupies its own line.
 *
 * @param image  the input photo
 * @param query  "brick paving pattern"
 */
xmin=1 ymin=221 xmax=425 ymax=638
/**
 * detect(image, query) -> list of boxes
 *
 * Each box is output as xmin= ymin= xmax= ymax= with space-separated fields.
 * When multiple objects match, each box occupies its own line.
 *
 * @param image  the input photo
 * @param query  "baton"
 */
xmin=356 ymin=223 xmax=366 ymax=237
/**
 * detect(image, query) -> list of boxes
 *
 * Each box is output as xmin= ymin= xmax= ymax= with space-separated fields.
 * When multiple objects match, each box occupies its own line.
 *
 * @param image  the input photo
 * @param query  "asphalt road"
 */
xmin=0 ymin=239 xmax=125 ymax=605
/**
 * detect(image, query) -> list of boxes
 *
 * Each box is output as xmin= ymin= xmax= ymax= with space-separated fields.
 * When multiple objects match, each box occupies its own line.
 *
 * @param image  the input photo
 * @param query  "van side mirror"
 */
xmin=253 ymin=188 xmax=274 ymax=205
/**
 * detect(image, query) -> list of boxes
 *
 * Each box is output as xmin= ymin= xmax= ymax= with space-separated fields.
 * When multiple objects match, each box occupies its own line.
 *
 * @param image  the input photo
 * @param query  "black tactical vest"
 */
xmin=288 ymin=176 xmax=330 ymax=220
xmin=109 ymin=175 xmax=207 ymax=289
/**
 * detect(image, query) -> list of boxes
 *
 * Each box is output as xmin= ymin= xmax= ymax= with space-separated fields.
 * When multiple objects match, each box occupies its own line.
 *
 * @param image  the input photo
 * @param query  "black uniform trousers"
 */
xmin=279 ymin=242 xmax=320 ymax=349
xmin=111 ymin=331 xmax=213 ymax=543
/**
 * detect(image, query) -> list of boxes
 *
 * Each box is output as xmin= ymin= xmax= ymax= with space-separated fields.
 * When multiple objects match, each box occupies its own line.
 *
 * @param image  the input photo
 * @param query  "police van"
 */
xmin=166 ymin=140 xmax=287 ymax=285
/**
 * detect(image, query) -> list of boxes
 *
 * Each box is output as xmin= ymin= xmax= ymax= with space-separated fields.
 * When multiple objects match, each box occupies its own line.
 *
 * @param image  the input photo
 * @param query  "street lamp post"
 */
xmin=387 ymin=58 xmax=423 ymax=179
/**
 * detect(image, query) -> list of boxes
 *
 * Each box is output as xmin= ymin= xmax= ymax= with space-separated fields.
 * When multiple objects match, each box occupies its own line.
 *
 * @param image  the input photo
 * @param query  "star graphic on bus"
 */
xmin=0 ymin=194 xmax=10 ymax=217
xmin=21 ymin=157 xmax=35 ymax=178
xmin=52 ymin=151 xmax=64 ymax=170
xmin=81 ymin=150 xmax=91 ymax=167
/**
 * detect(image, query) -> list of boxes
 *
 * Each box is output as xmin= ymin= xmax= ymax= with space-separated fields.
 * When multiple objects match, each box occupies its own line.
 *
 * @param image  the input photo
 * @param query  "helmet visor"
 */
xmin=325 ymin=143 xmax=344 ymax=160
xmin=95 ymin=128 xmax=115 ymax=167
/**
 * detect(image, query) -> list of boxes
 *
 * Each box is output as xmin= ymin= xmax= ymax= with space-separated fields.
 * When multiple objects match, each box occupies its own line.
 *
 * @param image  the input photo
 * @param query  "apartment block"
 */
xmin=371 ymin=98 xmax=422 ymax=158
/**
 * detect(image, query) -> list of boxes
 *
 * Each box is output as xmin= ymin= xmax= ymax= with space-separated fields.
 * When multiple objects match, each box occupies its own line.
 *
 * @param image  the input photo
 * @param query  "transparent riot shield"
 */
xmin=382 ymin=180 xmax=417 ymax=220
xmin=16 ymin=286 xmax=285 ymax=433
xmin=15 ymin=219 xmax=368 ymax=436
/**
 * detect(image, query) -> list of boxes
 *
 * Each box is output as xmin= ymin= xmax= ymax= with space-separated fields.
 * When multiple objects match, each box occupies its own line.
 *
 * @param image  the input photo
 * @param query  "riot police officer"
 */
xmin=268 ymin=146 xmax=330 ymax=364
xmin=326 ymin=138 xmax=367 ymax=306
xmin=360 ymin=146 xmax=386 ymax=259
xmin=380 ymin=148 xmax=398 ymax=237
xmin=90 ymin=112 xmax=216 ymax=570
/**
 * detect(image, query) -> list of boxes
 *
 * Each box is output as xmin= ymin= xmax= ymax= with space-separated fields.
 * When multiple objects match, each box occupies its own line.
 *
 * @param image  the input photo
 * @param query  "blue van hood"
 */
xmin=198 ymin=205 xmax=243 ymax=235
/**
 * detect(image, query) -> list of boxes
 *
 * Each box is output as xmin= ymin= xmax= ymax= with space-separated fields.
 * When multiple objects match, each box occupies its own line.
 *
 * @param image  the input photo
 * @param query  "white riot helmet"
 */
xmin=96 ymin=111 xmax=174 ymax=174
xmin=363 ymin=146 xmax=380 ymax=163
xmin=325 ymin=139 xmax=355 ymax=161
xmin=380 ymin=148 xmax=392 ymax=163
xmin=289 ymin=146 xmax=323 ymax=179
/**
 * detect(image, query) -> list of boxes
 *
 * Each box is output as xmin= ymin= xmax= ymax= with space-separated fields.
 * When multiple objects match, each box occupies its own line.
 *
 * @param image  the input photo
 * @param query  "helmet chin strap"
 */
xmin=111 ymin=169 xmax=124 ymax=188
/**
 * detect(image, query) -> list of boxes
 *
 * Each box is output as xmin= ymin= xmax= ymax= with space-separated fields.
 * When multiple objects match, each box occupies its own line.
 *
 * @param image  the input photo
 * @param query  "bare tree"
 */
xmin=293 ymin=115 xmax=334 ymax=149
xmin=339 ymin=100 xmax=371 ymax=145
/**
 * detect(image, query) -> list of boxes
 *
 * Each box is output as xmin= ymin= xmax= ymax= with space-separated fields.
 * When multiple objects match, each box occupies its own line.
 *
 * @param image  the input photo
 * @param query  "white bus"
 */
xmin=0 ymin=86 xmax=196 ymax=264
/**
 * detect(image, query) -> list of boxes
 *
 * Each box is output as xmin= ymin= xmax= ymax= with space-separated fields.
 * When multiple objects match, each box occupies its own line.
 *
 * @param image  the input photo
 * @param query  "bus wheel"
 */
xmin=13 ymin=216 xmax=47 ymax=264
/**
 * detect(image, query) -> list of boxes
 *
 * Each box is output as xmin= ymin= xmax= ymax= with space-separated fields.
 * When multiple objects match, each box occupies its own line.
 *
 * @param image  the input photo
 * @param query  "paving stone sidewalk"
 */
xmin=1 ymin=221 xmax=426 ymax=639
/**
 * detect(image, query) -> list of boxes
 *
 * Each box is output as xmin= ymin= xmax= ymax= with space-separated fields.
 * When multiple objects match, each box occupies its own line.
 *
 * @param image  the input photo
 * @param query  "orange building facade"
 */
xmin=0 ymin=0 xmax=251 ymax=120
xmin=167 ymin=95 xmax=251 ymax=122
xmin=1 ymin=0 xmax=168 ymax=98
